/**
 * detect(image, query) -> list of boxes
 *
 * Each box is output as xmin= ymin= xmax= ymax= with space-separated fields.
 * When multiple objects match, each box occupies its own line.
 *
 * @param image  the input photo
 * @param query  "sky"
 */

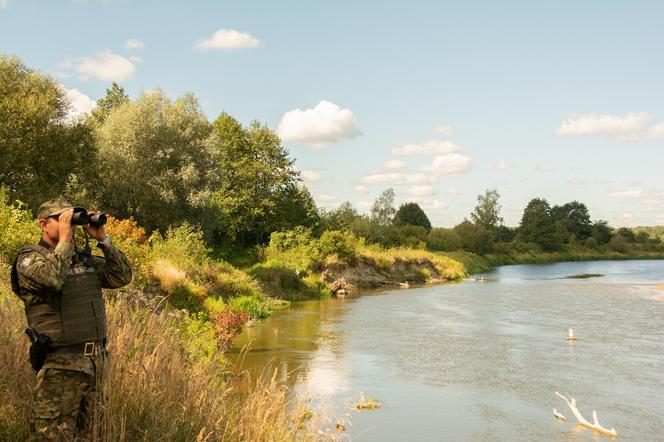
xmin=2 ymin=0 xmax=663 ymax=227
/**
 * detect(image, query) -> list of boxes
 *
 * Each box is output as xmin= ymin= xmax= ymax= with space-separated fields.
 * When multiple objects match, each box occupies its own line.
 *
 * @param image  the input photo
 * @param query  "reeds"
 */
xmin=0 ymin=265 xmax=317 ymax=441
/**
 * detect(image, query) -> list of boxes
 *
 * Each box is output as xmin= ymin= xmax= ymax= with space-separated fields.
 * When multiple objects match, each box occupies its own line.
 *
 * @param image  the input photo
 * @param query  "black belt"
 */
xmin=50 ymin=340 xmax=106 ymax=356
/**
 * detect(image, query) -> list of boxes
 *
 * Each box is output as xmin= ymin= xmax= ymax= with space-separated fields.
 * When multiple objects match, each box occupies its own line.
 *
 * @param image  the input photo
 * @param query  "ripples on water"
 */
xmin=234 ymin=260 xmax=664 ymax=441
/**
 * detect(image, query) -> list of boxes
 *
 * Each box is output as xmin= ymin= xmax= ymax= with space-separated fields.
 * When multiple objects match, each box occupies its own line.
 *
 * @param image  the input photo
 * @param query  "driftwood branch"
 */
xmin=552 ymin=408 xmax=567 ymax=421
xmin=555 ymin=392 xmax=617 ymax=437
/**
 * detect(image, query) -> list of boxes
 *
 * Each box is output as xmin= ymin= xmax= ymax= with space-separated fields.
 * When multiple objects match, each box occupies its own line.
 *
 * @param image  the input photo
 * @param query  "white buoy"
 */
xmin=566 ymin=328 xmax=577 ymax=341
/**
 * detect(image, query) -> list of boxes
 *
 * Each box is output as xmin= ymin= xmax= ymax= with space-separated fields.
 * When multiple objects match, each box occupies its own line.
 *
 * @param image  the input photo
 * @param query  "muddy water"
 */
xmin=232 ymin=260 xmax=664 ymax=441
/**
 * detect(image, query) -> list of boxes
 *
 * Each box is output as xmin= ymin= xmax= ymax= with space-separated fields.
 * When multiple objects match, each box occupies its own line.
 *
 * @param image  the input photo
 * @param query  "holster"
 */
xmin=25 ymin=328 xmax=51 ymax=372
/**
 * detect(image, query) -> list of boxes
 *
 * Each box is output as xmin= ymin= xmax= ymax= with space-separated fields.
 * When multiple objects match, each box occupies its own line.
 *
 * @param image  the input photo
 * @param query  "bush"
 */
xmin=150 ymin=223 xmax=211 ymax=272
xmin=312 ymin=230 xmax=359 ymax=266
xmin=584 ymin=237 xmax=598 ymax=249
xmin=228 ymin=295 xmax=271 ymax=319
xmin=609 ymin=234 xmax=628 ymax=253
xmin=427 ymin=228 xmax=461 ymax=252
xmin=0 ymin=188 xmax=39 ymax=262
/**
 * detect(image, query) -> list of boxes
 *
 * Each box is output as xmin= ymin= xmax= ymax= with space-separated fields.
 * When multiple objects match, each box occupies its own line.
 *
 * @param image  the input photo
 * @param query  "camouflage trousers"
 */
xmin=30 ymin=352 xmax=104 ymax=442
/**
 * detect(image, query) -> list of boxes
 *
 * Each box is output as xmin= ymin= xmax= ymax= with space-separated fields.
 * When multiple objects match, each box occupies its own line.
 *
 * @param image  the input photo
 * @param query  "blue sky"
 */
xmin=2 ymin=0 xmax=663 ymax=227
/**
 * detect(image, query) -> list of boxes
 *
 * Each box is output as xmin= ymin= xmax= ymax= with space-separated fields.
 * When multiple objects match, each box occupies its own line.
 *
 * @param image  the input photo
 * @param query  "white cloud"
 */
xmin=300 ymin=170 xmax=321 ymax=182
xmin=637 ymin=122 xmax=664 ymax=140
xmin=406 ymin=197 xmax=447 ymax=210
xmin=422 ymin=152 xmax=472 ymax=176
xmin=536 ymin=164 xmax=553 ymax=171
xmin=361 ymin=172 xmax=435 ymax=186
xmin=353 ymin=185 xmax=369 ymax=194
xmin=384 ymin=159 xmax=407 ymax=170
xmin=392 ymin=140 xmax=459 ymax=156
xmin=407 ymin=185 xmax=435 ymax=196
xmin=357 ymin=201 xmax=372 ymax=210
xmin=129 ymin=55 xmax=143 ymax=62
xmin=658 ymin=213 xmax=664 ymax=220
xmin=318 ymin=195 xmax=338 ymax=202
xmin=124 ymin=38 xmax=144 ymax=50
xmin=63 ymin=87 xmax=97 ymax=122
xmin=277 ymin=100 xmax=360 ymax=147
xmin=77 ymin=50 xmax=136 ymax=81
xmin=608 ymin=189 xmax=644 ymax=199
xmin=486 ymin=160 xmax=508 ymax=171
xmin=0 ymin=0 xmax=8 ymax=8
xmin=194 ymin=29 xmax=260 ymax=50
xmin=447 ymin=188 xmax=462 ymax=196
xmin=557 ymin=112 xmax=649 ymax=135
xmin=434 ymin=125 xmax=453 ymax=136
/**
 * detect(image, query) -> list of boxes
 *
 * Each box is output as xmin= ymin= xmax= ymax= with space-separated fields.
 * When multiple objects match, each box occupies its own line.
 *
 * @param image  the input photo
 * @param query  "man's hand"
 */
xmin=83 ymin=211 xmax=106 ymax=242
xmin=57 ymin=209 xmax=74 ymax=245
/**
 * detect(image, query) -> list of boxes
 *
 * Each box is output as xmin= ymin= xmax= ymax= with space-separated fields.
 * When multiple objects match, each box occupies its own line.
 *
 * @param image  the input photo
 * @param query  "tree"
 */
xmin=551 ymin=201 xmax=592 ymax=241
xmin=210 ymin=113 xmax=308 ymax=246
xmin=591 ymin=220 xmax=612 ymax=244
xmin=470 ymin=189 xmax=503 ymax=234
xmin=453 ymin=220 xmax=493 ymax=254
xmin=615 ymin=227 xmax=636 ymax=243
xmin=0 ymin=55 xmax=92 ymax=209
xmin=370 ymin=188 xmax=396 ymax=226
xmin=91 ymin=82 xmax=129 ymax=124
xmin=517 ymin=198 xmax=559 ymax=251
xmin=393 ymin=202 xmax=432 ymax=231
xmin=93 ymin=90 xmax=220 ymax=232
xmin=320 ymin=201 xmax=359 ymax=232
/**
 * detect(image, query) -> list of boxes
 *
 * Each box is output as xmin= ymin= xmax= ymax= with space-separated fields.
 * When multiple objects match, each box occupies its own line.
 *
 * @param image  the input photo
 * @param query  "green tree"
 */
xmin=470 ymin=189 xmax=503 ymax=234
xmin=551 ymin=201 xmax=592 ymax=241
xmin=0 ymin=55 xmax=93 ymax=209
xmin=393 ymin=202 xmax=432 ymax=231
xmin=320 ymin=201 xmax=359 ymax=232
xmin=453 ymin=220 xmax=493 ymax=254
xmin=370 ymin=188 xmax=396 ymax=226
xmin=94 ymin=90 xmax=220 ymax=232
xmin=517 ymin=198 xmax=559 ymax=251
xmin=91 ymin=82 xmax=129 ymax=124
xmin=210 ymin=113 xmax=308 ymax=246
xmin=591 ymin=220 xmax=612 ymax=244
xmin=427 ymin=227 xmax=462 ymax=251
xmin=616 ymin=227 xmax=636 ymax=243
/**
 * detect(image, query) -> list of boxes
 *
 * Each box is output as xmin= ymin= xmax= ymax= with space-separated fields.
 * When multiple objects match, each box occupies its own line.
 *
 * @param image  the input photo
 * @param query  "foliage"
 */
xmin=0 ymin=55 xmax=94 ymax=210
xmin=210 ymin=308 xmax=249 ymax=352
xmin=609 ymin=234 xmax=628 ymax=253
xmin=228 ymin=295 xmax=271 ymax=319
xmin=150 ymin=224 xmax=211 ymax=272
xmin=615 ymin=227 xmax=636 ymax=243
xmin=91 ymin=81 xmax=129 ymax=124
xmin=370 ymin=188 xmax=396 ymax=225
xmin=312 ymin=230 xmax=359 ymax=266
xmin=210 ymin=114 xmax=316 ymax=247
xmin=470 ymin=189 xmax=503 ymax=237
xmin=427 ymin=227 xmax=462 ymax=252
xmin=94 ymin=90 xmax=220 ymax=232
xmin=453 ymin=220 xmax=493 ymax=254
xmin=393 ymin=202 xmax=432 ymax=231
xmin=0 ymin=188 xmax=39 ymax=262
xmin=551 ymin=201 xmax=592 ymax=241
xmin=517 ymin=198 xmax=559 ymax=251
xmin=319 ymin=201 xmax=359 ymax=232
xmin=591 ymin=220 xmax=612 ymax=245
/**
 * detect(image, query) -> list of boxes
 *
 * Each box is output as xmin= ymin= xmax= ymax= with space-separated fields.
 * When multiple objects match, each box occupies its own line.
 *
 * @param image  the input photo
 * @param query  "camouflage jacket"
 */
xmin=14 ymin=238 xmax=132 ymax=306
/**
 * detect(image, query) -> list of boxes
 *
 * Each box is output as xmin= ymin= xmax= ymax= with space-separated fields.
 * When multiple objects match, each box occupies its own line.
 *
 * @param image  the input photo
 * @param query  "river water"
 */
xmin=232 ymin=260 xmax=664 ymax=441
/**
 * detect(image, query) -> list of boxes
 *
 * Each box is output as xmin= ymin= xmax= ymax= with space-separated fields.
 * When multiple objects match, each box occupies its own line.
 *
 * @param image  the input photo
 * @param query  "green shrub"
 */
xmin=228 ymin=295 xmax=271 ymax=319
xmin=150 ymin=223 xmax=211 ymax=271
xmin=248 ymin=260 xmax=302 ymax=292
xmin=0 ymin=187 xmax=39 ymax=262
xmin=311 ymin=230 xmax=359 ymax=266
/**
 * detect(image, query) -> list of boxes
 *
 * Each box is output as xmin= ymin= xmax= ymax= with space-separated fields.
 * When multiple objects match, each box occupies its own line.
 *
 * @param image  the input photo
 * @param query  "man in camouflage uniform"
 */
xmin=11 ymin=197 xmax=132 ymax=440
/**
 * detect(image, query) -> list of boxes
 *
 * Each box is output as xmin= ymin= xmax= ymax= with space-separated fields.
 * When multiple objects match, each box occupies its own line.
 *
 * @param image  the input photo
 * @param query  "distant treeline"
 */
xmin=1 ymin=55 xmax=661 ymax=261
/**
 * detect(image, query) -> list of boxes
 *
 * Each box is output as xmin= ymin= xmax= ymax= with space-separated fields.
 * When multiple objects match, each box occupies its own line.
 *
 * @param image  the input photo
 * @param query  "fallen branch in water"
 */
xmin=553 ymin=408 xmax=567 ymax=421
xmin=555 ymin=392 xmax=617 ymax=437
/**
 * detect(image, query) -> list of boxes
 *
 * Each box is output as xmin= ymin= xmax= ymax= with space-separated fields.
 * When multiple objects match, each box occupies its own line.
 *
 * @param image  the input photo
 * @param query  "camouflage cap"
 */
xmin=37 ymin=197 xmax=74 ymax=219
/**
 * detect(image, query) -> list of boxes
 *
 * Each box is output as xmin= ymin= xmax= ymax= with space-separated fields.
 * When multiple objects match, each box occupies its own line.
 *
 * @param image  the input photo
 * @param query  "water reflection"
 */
xmin=232 ymin=260 xmax=664 ymax=441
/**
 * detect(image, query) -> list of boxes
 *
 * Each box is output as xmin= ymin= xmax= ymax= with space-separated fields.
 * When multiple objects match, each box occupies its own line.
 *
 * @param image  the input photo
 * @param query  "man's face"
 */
xmin=39 ymin=216 xmax=60 ymax=243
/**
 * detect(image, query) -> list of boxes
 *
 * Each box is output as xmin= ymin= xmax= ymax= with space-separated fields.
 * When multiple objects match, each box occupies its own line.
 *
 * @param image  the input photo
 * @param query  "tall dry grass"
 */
xmin=0 ymin=261 xmax=317 ymax=441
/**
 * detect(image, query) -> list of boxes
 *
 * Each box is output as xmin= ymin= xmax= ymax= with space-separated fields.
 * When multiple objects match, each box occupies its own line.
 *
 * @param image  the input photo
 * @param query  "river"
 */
xmin=232 ymin=260 xmax=664 ymax=441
